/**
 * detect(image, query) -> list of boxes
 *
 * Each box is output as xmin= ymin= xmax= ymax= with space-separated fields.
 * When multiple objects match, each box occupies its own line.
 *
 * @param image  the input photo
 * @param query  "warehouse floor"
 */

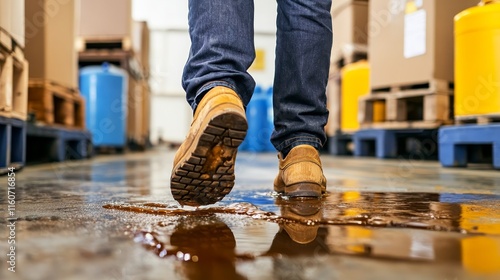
xmin=2 ymin=148 xmax=500 ymax=280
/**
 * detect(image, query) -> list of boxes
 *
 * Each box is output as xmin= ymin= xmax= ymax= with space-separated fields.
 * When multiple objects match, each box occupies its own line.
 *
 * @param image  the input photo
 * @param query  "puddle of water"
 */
xmin=104 ymin=191 xmax=500 ymax=234
xmin=104 ymin=191 xmax=500 ymax=277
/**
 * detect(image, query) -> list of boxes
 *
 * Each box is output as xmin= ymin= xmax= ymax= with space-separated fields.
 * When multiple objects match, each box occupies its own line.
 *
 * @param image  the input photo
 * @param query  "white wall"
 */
xmin=133 ymin=0 xmax=277 ymax=144
xmin=253 ymin=0 xmax=278 ymax=87
xmin=132 ymin=0 xmax=189 ymax=30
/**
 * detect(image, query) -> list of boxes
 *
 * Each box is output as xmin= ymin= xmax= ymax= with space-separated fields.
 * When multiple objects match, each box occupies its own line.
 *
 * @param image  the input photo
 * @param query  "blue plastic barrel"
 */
xmin=239 ymin=86 xmax=275 ymax=152
xmin=79 ymin=63 xmax=128 ymax=147
xmin=264 ymin=87 xmax=275 ymax=152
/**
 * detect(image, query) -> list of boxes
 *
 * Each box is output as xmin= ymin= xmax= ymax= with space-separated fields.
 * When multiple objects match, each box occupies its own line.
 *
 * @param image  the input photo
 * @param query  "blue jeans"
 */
xmin=182 ymin=0 xmax=332 ymax=155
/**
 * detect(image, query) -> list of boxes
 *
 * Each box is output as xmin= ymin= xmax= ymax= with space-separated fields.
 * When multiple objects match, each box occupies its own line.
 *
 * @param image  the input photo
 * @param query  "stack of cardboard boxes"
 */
xmin=326 ymin=0 xmax=480 ymax=158
xmin=77 ymin=0 xmax=133 ymax=51
xmin=326 ymin=0 xmax=369 ymax=154
xmin=1 ymin=0 xmax=28 ymax=121
xmin=77 ymin=0 xmax=151 ymax=150
xmin=23 ymin=0 xmax=93 ymax=163
xmin=25 ymin=0 xmax=85 ymax=129
xmin=0 ymin=0 xmax=29 ymax=171
xmin=351 ymin=0 xmax=480 ymax=159
xmin=358 ymin=0 xmax=479 ymax=130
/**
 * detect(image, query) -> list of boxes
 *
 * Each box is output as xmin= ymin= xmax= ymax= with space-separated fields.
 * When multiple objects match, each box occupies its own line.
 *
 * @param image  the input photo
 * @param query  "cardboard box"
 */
xmin=369 ymin=0 xmax=478 ymax=89
xmin=0 ymin=0 xmax=25 ymax=48
xmin=0 ymin=0 xmax=13 ymax=36
xmin=25 ymin=0 xmax=78 ymax=88
xmin=141 ymin=80 xmax=151 ymax=143
xmin=325 ymin=69 xmax=341 ymax=136
xmin=132 ymin=21 xmax=150 ymax=73
xmin=10 ymin=0 xmax=25 ymax=47
xmin=331 ymin=0 xmax=369 ymax=63
xmin=127 ymin=76 xmax=144 ymax=146
xmin=78 ymin=0 xmax=132 ymax=39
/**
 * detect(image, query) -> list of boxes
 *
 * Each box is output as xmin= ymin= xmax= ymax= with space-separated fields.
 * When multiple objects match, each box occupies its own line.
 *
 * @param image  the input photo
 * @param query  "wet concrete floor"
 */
xmin=1 ymin=147 xmax=500 ymax=280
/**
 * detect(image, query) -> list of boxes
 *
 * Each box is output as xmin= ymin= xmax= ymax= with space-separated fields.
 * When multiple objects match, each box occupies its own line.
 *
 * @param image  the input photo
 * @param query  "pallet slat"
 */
xmin=76 ymin=36 xmax=132 ymax=52
xmin=455 ymin=114 xmax=500 ymax=125
xmin=372 ymin=79 xmax=453 ymax=95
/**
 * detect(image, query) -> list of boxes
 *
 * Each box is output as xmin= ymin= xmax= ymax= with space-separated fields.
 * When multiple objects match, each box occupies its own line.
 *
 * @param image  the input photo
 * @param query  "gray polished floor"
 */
xmin=1 ymin=147 xmax=499 ymax=280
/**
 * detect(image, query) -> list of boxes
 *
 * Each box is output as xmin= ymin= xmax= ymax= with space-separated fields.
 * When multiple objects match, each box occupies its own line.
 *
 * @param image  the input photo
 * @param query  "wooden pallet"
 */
xmin=455 ymin=114 xmax=500 ymax=125
xmin=0 ymin=43 xmax=28 ymax=121
xmin=0 ymin=116 xmax=26 ymax=174
xmin=76 ymin=36 xmax=132 ymax=52
xmin=78 ymin=49 xmax=143 ymax=80
xmin=371 ymin=79 xmax=453 ymax=95
xmin=359 ymin=80 xmax=454 ymax=130
xmin=28 ymin=79 xmax=85 ymax=129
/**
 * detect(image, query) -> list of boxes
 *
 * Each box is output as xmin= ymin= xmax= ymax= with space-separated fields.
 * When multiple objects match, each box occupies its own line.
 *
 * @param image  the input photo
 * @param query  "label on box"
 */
xmin=404 ymin=9 xmax=426 ymax=58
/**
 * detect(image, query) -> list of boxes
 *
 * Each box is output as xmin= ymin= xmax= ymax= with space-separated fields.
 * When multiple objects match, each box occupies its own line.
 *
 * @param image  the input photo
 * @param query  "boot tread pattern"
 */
xmin=171 ymin=113 xmax=247 ymax=206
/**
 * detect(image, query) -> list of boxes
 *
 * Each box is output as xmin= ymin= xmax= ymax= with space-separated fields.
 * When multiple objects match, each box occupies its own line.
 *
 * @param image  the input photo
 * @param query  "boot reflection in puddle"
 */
xmin=264 ymin=198 xmax=330 ymax=279
xmin=169 ymin=217 xmax=246 ymax=280
xmin=266 ymin=198 xmax=330 ymax=255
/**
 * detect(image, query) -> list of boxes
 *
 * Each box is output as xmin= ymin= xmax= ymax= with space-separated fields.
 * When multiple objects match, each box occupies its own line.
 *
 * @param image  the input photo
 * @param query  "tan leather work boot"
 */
xmin=274 ymin=145 xmax=327 ymax=198
xmin=171 ymin=86 xmax=247 ymax=206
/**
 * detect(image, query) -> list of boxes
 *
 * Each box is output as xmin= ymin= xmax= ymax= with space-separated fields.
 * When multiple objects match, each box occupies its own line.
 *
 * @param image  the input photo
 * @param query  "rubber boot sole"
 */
xmin=170 ymin=106 xmax=247 ymax=206
xmin=275 ymin=182 xmax=324 ymax=198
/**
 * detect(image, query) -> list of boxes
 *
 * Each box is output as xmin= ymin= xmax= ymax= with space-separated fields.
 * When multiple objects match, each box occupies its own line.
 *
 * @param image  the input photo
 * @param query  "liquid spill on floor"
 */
xmin=103 ymin=191 xmax=500 ymax=278
xmin=104 ymin=191 xmax=500 ymax=233
xmin=8 ymin=152 xmax=500 ymax=280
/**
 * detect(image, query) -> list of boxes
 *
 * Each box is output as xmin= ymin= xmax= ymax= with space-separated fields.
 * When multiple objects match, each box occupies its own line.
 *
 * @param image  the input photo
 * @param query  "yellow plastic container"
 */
xmin=454 ymin=3 xmax=500 ymax=117
xmin=341 ymin=61 xmax=370 ymax=131
xmin=372 ymin=101 xmax=386 ymax=123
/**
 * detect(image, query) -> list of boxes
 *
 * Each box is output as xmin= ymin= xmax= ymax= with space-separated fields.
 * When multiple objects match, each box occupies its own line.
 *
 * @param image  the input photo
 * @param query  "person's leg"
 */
xmin=273 ymin=0 xmax=332 ymax=154
xmin=182 ymin=0 xmax=256 ymax=110
xmin=171 ymin=0 xmax=255 ymax=206
xmin=273 ymin=0 xmax=332 ymax=197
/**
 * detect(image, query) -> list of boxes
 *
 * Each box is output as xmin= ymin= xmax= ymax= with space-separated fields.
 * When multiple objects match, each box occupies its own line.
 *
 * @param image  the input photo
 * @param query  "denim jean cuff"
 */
xmin=276 ymin=136 xmax=323 ymax=157
xmin=191 ymin=80 xmax=238 ymax=111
